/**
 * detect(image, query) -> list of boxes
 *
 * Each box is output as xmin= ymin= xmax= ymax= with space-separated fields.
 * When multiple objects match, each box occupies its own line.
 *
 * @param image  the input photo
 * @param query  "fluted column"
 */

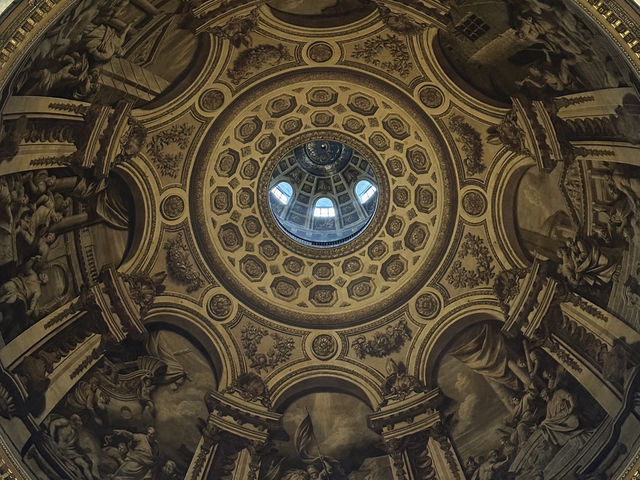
xmin=427 ymin=433 xmax=465 ymax=480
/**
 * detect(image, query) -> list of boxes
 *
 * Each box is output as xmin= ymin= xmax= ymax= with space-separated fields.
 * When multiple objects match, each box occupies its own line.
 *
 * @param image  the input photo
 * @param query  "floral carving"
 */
xmin=227 ymin=44 xmax=293 ymax=85
xmin=148 ymin=124 xmax=195 ymax=178
xmin=308 ymin=42 xmax=333 ymax=62
xmin=449 ymin=115 xmax=485 ymax=176
xmin=207 ymin=294 xmax=233 ymax=320
xmin=493 ymin=268 xmax=528 ymax=312
xmin=311 ymin=334 xmax=338 ymax=360
xmin=419 ymin=86 xmax=444 ymax=108
xmin=415 ymin=293 xmax=440 ymax=319
xmin=200 ymin=89 xmax=225 ymax=112
xmin=462 ymin=191 xmax=487 ymax=216
xmin=351 ymin=319 xmax=412 ymax=359
xmin=446 ymin=233 xmax=495 ymax=288
xmin=164 ymin=233 xmax=205 ymax=292
xmin=161 ymin=195 xmax=184 ymax=220
xmin=241 ymin=325 xmax=295 ymax=373
xmin=352 ymin=34 xmax=412 ymax=77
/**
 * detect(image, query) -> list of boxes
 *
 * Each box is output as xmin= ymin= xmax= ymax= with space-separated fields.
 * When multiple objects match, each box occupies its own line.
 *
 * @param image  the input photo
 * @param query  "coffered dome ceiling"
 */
xmin=0 ymin=0 xmax=639 ymax=479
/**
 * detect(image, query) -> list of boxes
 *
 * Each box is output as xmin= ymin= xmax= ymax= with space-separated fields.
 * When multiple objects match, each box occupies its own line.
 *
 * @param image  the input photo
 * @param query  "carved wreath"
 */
xmin=351 ymin=319 xmax=412 ymax=359
xmin=352 ymin=34 xmax=412 ymax=77
xmin=164 ymin=233 xmax=204 ymax=292
xmin=449 ymin=115 xmax=485 ymax=176
xmin=446 ymin=233 xmax=495 ymax=288
xmin=148 ymin=124 xmax=195 ymax=178
xmin=241 ymin=325 xmax=294 ymax=374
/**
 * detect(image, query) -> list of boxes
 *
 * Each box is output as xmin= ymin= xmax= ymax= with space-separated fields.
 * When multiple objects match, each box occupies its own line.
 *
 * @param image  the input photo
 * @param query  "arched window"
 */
xmin=271 ymin=182 xmax=293 ymax=204
xmin=313 ymin=197 xmax=336 ymax=217
xmin=355 ymin=180 xmax=377 ymax=204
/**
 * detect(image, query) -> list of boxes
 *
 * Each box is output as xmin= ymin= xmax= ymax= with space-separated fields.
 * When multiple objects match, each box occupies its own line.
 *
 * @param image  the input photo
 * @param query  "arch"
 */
xmin=355 ymin=179 xmax=377 ymax=204
xmin=143 ymin=306 xmax=239 ymax=390
xmin=486 ymin=150 xmax=537 ymax=270
xmin=270 ymin=181 xmax=293 ymax=204
xmin=313 ymin=197 xmax=336 ymax=217
xmin=114 ymin=159 xmax=159 ymax=271
xmin=270 ymin=368 xmax=383 ymax=411
xmin=410 ymin=300 xmax=506 ymax=389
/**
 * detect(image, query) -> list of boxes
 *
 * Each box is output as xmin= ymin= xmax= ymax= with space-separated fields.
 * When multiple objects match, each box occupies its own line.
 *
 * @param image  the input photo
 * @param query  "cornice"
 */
xmin=573 ymin=0 xmax=640 ymax=75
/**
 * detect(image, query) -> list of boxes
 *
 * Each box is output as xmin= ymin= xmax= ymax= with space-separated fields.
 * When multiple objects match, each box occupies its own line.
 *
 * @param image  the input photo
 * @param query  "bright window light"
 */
xmin=356 ymin=180 xmax=377 ymax=204
xmin=313 ymin=197 xmax=335 ymax=217
xmin=271 ymin=182 xmax=293 ymax=204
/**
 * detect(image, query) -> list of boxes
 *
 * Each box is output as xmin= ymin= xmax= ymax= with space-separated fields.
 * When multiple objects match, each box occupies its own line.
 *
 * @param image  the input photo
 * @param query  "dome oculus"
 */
xmin=268 ymin=140 xmax=379 ymax=247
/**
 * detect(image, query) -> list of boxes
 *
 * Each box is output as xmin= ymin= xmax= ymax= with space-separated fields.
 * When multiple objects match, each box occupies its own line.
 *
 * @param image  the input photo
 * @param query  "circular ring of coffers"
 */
xmin=190 ymin=69 xmax=458 ymax=328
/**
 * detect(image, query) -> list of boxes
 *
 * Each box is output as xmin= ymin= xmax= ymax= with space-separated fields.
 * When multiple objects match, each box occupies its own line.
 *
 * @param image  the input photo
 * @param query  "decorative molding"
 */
xmin=161 ymin=195 xmax=185 ymax=220
xmin=545 ymin=337 xmax=583 ymax=373
xmin=199 ymin=89 xmax=225 ymax=112
xmin=308 ymin=42 xmax=333 ymax=63
xmin=379 ymin=360 xmax=427 ymax=407
xmin=120 ymin=271 xmax=167 ymax=317
xmin=415 ymin=293 xmax=441 ymax=320
xmin=311 ymin=334 xmax=338 ymax=360
xmin=0 ymin=0 xmax=63 ymax=71
xmin=579 ymin=0 xmax=640 ymax=64
xmin=207 ymin=294 xmax=233 ymax=321
xmin=69 ymin=346 xmax=102 ymax=380
xmin=224 ymin=372 xmax=272 ymax=408
xmin=419 ymin=85 xmax=444 ymax=109
xmin=376 ymin=3 xmax=428 ymax=36
xmin=493 ymin=268 xmax=528 ymax=314
xmin=209 ymin=9 xmax=260 ymax=48
xmin=462 ymin=190 xmax=487 ymax=216
xmin=432 ymin=432 xmax=461 ymax=480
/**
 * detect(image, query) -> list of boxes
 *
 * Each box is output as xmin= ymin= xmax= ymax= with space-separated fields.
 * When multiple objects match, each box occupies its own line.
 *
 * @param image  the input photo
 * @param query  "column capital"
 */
xmin=369 ymin=361 xmax=443 ymax=443
xmin=495 ymin=258 xmax=558 ymax=339
xmin=204 ymin=373 xmax=282 ymax=445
